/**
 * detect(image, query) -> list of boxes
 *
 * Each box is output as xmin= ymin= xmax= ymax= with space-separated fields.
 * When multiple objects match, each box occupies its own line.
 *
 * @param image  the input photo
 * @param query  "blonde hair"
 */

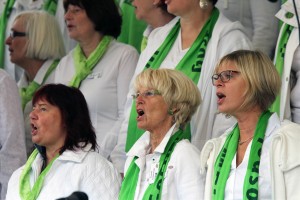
xmin=14 ymin=11 xmax=66 ymax=60
xmin=134 ymin=68 xmax=202 ymax=129
xmin=215 ymin=50 xmax=281 ymax=112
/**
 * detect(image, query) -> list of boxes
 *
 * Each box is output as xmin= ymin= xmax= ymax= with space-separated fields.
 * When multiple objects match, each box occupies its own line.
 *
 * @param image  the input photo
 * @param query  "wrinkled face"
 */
xmin=64 ymin=4 xmax=96 ymax=42
xmin=132 ymin=0 xmax=154 ymax=21
xmin=214 ymin=61 xmax=247 ymax=116
xmin=135 ymin=87 xmax=173 ymax=133
xmin=30 ymin=99 xmax=67 ymax=150
xmin=5 ymin=17 xmax=28 ymax=66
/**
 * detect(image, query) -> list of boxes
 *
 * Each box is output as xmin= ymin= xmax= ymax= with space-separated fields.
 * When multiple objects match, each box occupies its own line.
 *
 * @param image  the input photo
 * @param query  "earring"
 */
xmin=168 ymin=109 xmax=174 ymax=115
xmin=199 ymin=0 xmax=209 ymax=9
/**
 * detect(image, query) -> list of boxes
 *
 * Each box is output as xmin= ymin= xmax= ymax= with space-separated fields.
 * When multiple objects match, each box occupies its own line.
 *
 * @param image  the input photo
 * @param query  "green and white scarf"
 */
xmin=19 ymin=149 xmax=59 ymax=200
xmin=270 ymin=23 xmax=294 ymax=115
xmin=68 ymin=36 xmax=112 ymax=88
xmin=212 ymin=111 xmax=272 ymax=200
xmin=20 ymin=60 xmax=59 ymax=110
xmin=119 ymin=129 xmax=185 ymax=200
xmin=125 ymin=8 xmax=220 ymax=152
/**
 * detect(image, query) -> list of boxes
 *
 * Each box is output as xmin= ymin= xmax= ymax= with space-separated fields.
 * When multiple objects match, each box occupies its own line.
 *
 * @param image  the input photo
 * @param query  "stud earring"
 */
xmin=168 ymin=109 xmax=174 ymax=115
xmin=199 ymin=0 xmax=209 ymax=9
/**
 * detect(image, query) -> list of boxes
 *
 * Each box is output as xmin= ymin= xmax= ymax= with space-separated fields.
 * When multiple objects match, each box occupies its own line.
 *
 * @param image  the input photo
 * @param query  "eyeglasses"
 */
xmin=212 ymin=70 xmax=240 ymax=85
xmin=9 ymin=30 xmax=26 ymax=39
xmin=132 ymin=90 xmax=161 ymax=99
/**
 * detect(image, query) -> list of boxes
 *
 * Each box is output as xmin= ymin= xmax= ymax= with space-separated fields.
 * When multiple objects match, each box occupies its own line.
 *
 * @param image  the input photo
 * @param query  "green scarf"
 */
xmin=212 ymin=111 xmax=272 ymax=200
xmin=20 ymin=60 xmax=59 ymax=110
xmin=43 ymin=0 xmax=58 ymax=15
xmin=125 ymin=8 xmax=220 ymax=152
xmin=119 ymin=129 xmax=185 ymax=200
xmin=68 ymin=36 xmax=112 ymax=88
xmin=270 ymin=23 xmax=293 ymax=115
xmin=117 ymin=0 xmax=147 ymax=53
xmin=19 ymin=149 xmax=59 ymax=200
xmin=0 ymin=0 xmax=15 ymax=68
xmin=140 ymin=35 xmax=148 ymax=52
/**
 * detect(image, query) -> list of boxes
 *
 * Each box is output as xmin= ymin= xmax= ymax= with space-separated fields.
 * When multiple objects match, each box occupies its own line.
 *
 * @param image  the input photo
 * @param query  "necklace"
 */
xmin=238 ymin=136 xmax=254 ymax=145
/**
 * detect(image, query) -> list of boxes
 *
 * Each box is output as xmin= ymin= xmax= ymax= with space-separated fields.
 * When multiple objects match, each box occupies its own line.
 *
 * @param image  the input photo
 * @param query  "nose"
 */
xmin=5 ymin=35 xmax=12 ymax=45
xmin=64 ymin=10 xmax=72 ymax=20
xmin=136 ymin=94 xmax=144 ymax=104
xmin=215 ymin=78 xmax=224 ymax=87
xmin=29 ymin=109 xmax=38 ymax=120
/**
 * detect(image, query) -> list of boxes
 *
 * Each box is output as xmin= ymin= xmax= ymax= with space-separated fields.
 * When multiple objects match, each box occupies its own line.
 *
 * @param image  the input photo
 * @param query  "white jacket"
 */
xmin=124 ymin=125 xmax=204 ymax=200
xmin=0 ymin=69 xmax=26 ymax=200
xmin=274 ymin=0 xmax=300 ymax=123
xmin=200 ymin=113 xmax=300 ymax=199
xmin=6 ymin=144 xmax=122 ymax=200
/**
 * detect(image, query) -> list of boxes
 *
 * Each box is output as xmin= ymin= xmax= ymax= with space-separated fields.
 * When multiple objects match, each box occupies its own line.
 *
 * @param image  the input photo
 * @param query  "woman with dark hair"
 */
xmin=55 ymin=0 xmax=139 ymax=162
xmin=6 ymin=84 xmax=121 ymax=200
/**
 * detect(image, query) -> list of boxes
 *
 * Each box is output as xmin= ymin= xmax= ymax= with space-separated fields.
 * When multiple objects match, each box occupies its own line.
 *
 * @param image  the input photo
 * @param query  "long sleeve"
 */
xmin=0 ymin=70 xmax=26 ymax=200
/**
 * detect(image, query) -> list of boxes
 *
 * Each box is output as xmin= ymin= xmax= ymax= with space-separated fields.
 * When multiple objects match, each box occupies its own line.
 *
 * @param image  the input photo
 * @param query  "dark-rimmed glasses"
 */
xmin=212 ymin=70 xmax=240 ymax=85
xmin=10 ymin=30 xmax=26 ymax=39
xmin=132 ymin=90 xmax=161 ymax=99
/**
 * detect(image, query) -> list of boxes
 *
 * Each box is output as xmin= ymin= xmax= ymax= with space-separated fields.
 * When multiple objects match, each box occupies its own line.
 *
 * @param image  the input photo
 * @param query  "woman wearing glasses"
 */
xmin=5 ymin=10 xmax=65 ymax=156
xmin=119 ymin=68 xmax=204 ymax=199
xmin=200 ymin=50 xmax=300 ymax=199
xmin=111 ymin=0 xmax=252 ymax=174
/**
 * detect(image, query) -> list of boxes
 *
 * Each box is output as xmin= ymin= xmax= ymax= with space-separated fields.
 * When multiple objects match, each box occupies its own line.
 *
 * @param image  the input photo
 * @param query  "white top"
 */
xmin=18 ymin=59 xmax=57 ymax=156
xmin=55 ymin=40 xmax=139 ymax=159
xmin=216 ymin=0 xmax=281 ymax=57
xmin=124 ymin=125 xmax=203 ymax=200
xmin=275 ymin=0 xmax=300 ymax=123
xmin=0 ymin=69 xmax=26 ymax=200
xmin=225 ymin=136 xmax=272 ymax=199
xmin=200 ymin=113 xmax=280 ymax=199
xmin=111 ymin=13 xmax=252 ymax=173
xmin=6 ymin=144 xmax=122 ymax=200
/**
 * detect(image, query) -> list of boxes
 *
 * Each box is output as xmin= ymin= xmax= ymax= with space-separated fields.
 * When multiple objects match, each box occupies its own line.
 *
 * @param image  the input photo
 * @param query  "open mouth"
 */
xmin=216 ymin=92 xmax=226 ymax=104
xmin=31 ymin=124 xmax=38 ymax=135
xmin=136 ymin=109 xmax=144 ymax=120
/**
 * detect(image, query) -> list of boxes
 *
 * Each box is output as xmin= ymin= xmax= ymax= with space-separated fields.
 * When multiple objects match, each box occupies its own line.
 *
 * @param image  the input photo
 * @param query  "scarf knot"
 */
xmin=69 ymin=36 xmax=112 ymax=88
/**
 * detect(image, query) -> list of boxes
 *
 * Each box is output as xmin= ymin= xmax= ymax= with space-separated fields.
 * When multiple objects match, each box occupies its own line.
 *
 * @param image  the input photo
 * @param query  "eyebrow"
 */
xmin=33 ymin=103 xmax=48 ymax=107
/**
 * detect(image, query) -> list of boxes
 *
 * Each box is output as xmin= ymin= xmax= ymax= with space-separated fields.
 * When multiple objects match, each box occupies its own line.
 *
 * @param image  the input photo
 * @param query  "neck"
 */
xmin=180 ymin=6 xmax=213 ymax=49
xmin=235 ymin=107 xmax=262 ymax=141
xmin=79 ymin=32 xmax=103 ymax=58
xmin=21 ymin=59 xmax=45 ymax=82
xmin=147 ymin=11 xmax=174 ymax=29
xmin=45 ymin=147 xmax=61 ymax=166
xmin=149 ymin=122 xmax=173 ymax=153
